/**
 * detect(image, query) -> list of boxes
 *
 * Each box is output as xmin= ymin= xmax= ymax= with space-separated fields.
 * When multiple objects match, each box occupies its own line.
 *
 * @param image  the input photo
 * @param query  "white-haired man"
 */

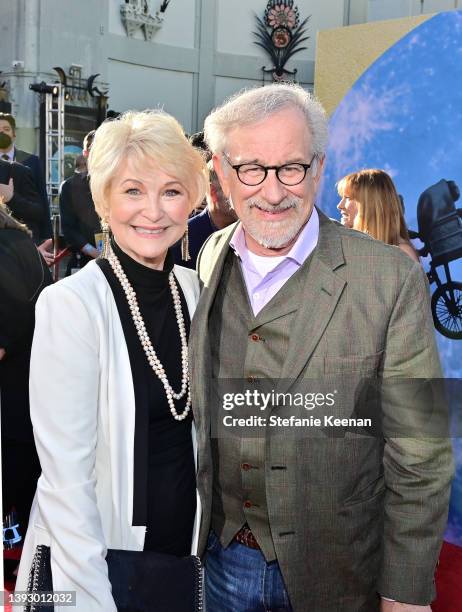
xmin=189 ymin=83 xmax=453 ymax=612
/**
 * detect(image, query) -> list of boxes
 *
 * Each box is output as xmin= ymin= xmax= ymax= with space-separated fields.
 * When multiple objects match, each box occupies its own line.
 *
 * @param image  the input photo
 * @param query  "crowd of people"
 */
xmin=0 ymin=85 xmax=454 ymax=612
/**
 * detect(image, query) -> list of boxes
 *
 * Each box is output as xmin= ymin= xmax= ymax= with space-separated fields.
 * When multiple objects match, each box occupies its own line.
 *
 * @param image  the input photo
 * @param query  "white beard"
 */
xmin=231 ymin=195 xmax=309 ymax=249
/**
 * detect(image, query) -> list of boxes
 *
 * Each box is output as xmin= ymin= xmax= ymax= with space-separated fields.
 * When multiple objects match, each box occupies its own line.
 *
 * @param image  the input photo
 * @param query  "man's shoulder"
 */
xmin=15 ymin=149 xmax=39 ymax=165
xmin=203 ymin=221 xmax=237 ymax=249
xmin=188 ymin=208 xmax=209 ymax=227
xmin=10 ymin=159 xmax=35 ymax=181
xmin=324 ymin=215 xmax=415 ymax=269
xmin=60 ymin=172 xmax=80 ymax=191
xmin=8 ymin=162 xmax=41 ymax=206
xmin=196 ymin=222 xmax=238 ymax=281
xmin=188 ymin=209 xmax=215 ymax=246
xmin=62 ymin=173 xmax=76 ymax=185
xmin=60 ymin=173 xmax=91 ymax=203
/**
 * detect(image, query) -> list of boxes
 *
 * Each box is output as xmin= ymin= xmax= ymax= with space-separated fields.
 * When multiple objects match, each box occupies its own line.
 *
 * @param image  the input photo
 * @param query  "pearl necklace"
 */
xmin=108 ymin=247 xmax=191 ymax=421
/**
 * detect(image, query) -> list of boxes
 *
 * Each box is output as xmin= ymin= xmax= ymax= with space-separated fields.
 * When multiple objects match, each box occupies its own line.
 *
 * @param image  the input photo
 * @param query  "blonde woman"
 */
xmin=16 ymin=110 xmax=208 ymax=611
xmin=337 ymin=169 xmax=420 ymax=262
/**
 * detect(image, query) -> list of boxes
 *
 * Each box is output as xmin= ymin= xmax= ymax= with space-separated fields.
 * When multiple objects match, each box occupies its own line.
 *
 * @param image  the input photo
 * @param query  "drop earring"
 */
xmin=181 ymin=226 xmax=191 ymax=262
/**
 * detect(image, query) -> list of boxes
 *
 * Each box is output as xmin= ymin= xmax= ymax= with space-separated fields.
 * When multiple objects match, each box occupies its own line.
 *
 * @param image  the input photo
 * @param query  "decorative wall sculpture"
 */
xmin=120 ymin=0 xmax=171 ymax=41
xmin=253 ymin=0 xmax=310 ymax=82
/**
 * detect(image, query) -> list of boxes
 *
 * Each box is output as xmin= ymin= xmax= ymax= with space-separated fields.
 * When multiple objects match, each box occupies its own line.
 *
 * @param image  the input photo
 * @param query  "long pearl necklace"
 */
xmin=108 ymin=247 xmax=191 ymax=421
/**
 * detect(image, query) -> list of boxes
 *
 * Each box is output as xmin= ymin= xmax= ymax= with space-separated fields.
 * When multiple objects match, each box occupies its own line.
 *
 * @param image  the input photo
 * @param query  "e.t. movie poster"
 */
xmin=318 ymin=10 xmax=462 ymax=546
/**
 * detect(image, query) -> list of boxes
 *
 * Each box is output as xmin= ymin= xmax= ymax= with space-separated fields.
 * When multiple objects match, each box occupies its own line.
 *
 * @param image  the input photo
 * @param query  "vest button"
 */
xmin=243 ymin=500 xmax=252 ymax=509
xmin=241 ymin=463 xmax=251 ymax=471
xmin=250 ymin=333 xmax=260 ymax=342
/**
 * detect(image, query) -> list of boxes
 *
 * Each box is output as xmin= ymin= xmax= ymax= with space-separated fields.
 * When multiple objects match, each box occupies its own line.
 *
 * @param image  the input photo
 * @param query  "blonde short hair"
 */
xmin=88 ymin=110 xmax=209 ymax=219
xmin=337 ymin=169 xmax=409 ymax=246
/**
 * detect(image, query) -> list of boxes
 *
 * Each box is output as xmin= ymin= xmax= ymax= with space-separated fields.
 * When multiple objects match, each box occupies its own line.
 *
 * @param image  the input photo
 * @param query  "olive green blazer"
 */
xmin=190 ymin=209 xmax=453 ymax=611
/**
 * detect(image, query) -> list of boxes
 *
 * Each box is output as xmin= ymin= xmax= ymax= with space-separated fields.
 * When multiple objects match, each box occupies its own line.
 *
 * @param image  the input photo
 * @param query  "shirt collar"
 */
xmin=2 ymin=147 xmax=14 ymax=161
xmin=229 ymin=206 xmax=319 ymax=267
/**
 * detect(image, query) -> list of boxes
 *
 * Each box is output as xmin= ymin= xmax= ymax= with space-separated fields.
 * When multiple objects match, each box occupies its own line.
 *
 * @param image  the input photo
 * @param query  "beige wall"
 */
xmin=314 ymin=14 xmax=432 ymax=116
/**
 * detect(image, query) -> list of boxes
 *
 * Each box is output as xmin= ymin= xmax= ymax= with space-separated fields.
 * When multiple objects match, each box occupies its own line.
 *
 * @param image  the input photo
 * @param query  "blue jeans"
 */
xmin=205 ymin=530 xmax=293 ymax=612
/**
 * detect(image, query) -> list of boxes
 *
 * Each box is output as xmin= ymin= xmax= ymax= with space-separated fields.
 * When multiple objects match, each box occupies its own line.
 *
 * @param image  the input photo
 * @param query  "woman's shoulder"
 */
xmin=40 ymin=260 xmax=108 ymax=302
xmin=35 ymin=261 xmax=111 ymax=337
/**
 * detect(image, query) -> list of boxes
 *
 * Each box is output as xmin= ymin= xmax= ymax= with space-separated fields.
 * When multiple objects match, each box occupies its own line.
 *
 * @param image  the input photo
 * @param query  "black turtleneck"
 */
xmin=97 ymin=239 xmax=196 ymax=556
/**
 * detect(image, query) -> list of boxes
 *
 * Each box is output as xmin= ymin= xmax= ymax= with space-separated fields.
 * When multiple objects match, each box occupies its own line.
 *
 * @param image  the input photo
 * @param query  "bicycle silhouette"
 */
xmin=408 ymin=179 xmax=462 ymax=340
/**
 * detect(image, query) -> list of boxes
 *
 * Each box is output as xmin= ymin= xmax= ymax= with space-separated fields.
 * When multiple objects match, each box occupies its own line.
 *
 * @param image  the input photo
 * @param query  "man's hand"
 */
xmin=0 ymin=348 xmax=6 ymax=361
xmin=381 ymin=599 xmax=431 ymax=611
xmin=37 ymin=238 xmax=55 ymax=266
xmin=0 ymin=178 xmax=14 ymax=203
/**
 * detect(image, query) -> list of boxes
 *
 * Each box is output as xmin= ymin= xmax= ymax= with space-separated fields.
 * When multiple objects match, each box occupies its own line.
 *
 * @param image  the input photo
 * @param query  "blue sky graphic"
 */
xmin=317 ymin=10 xmax=462 ymax=545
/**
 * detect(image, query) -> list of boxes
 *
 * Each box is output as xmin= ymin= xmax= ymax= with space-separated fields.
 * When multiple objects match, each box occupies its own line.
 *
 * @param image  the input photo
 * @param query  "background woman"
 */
xmin=337 ymin=168 xmax=420 ymax=262
xmin=0 ymin=202 xmax=52 ymax=564
xmin=16 ymin=110 xmax=208 ymax=610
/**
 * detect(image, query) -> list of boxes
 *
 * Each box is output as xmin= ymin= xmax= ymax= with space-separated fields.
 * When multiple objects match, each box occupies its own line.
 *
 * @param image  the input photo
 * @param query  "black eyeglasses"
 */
xmin=223 ymin=154 xmax=316 ymax=186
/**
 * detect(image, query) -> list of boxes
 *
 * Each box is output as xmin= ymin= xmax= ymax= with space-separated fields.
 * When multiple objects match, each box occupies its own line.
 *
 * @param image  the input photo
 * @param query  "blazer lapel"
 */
xmin=279 ymin=211 xmax=347 ymax=385
xmin=173 ymin=265 xmax=199 ymax=320
xmin=251 ymin=279 xmax=300 ymax=328
xmin=189 ymin=223 xmax=239 ymax=421
xmin=191 ymin=214 xmax=347 ymax=399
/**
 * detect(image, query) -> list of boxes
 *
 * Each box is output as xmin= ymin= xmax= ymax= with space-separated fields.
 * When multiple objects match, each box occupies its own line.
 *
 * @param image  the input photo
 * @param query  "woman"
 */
xmin=16 ymin=110 xmax=208 ymax=610
xmin=337 ymin=168 xmax=420 ymax=262
xmin=0 ymin=202 xmax=52 ymax=556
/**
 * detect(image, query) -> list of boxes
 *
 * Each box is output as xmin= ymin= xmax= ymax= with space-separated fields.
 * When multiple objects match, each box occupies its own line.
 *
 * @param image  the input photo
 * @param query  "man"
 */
xmin=0 ymin=157 xmax=44 ymax=243
xmin=0 ymin=112 xmax=51 ymax=240
xmin=190 ymin=84 xmax=453 ymax=611
xmin=59 ymin=130 xmax=101 ymax=273
xmin=173 ymin=160 xmax=237 ymax=268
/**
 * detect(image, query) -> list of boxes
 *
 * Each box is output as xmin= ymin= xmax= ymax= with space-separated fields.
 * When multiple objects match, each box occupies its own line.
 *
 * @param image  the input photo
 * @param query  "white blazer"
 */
xmin=16 ymin=260 xmax=202 ymax=611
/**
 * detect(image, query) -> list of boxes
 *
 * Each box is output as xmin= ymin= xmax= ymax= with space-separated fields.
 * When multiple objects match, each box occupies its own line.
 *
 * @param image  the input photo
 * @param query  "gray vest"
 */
xmin=209 ymin=249 xmax=311 ymax=561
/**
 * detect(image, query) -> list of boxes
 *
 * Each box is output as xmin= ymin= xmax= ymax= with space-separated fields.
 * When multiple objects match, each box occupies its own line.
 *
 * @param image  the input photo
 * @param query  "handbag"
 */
xmin=25 ymin=545 xmax=204 ymax=612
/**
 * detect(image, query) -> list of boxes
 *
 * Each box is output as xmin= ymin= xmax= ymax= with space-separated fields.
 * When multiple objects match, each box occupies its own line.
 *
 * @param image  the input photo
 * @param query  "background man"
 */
xmin=173 ymin=159 xmax=237 ymax=268
xmin=190 ymin=83 xmax=453 ymax=612
xmin=59 ymin=130 xmax=101 ymax=274
xmin=0 ymin=112 xmax=51 ymax=241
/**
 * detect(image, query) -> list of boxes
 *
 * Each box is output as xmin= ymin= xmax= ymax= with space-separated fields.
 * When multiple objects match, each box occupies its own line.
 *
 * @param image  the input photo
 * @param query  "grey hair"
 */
xmin=204 ymin=83 xmax=328 ymax=157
